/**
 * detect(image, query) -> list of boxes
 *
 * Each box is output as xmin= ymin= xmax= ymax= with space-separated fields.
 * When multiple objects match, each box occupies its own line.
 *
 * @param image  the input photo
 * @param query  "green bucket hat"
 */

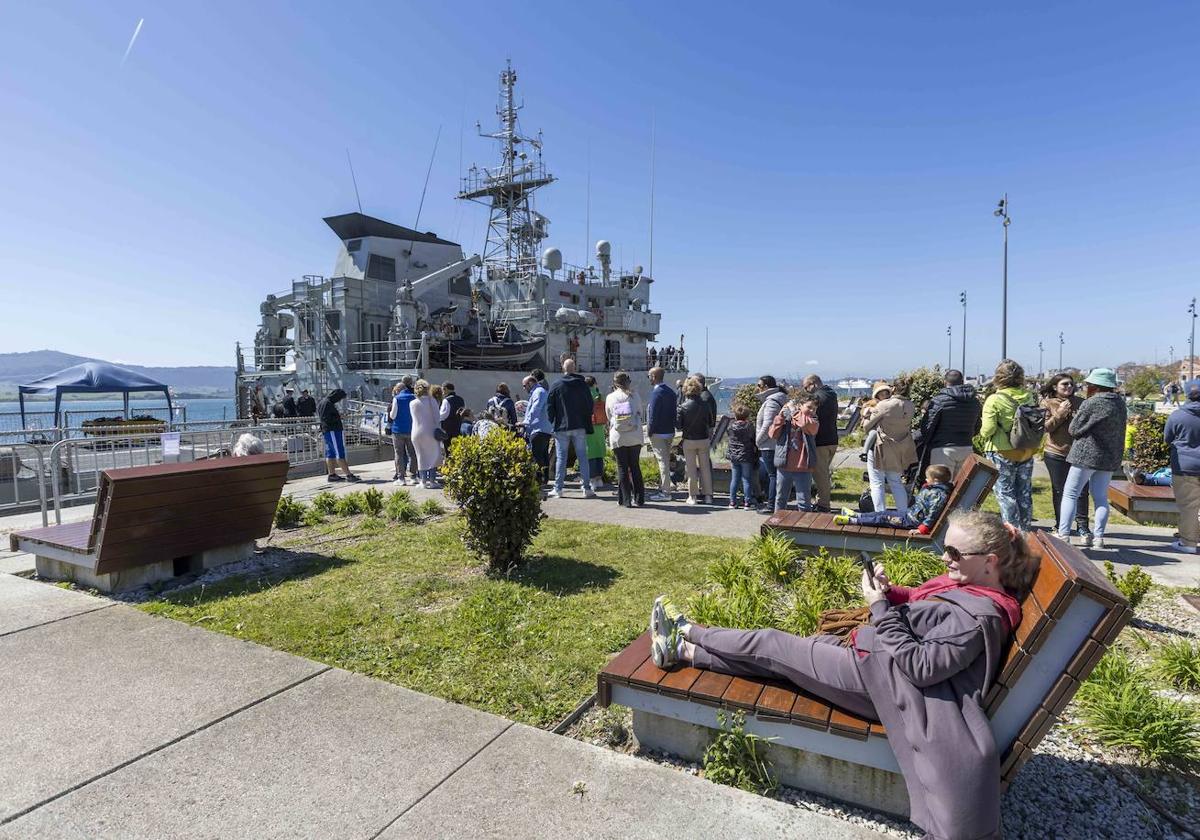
xmin=1083 ymin=368 xmax=1118 ymax=389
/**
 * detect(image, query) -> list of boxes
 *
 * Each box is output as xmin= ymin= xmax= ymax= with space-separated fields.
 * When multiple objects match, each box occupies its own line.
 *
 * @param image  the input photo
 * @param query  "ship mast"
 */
xmin=457 ymin=61 xmax=554 ymax=284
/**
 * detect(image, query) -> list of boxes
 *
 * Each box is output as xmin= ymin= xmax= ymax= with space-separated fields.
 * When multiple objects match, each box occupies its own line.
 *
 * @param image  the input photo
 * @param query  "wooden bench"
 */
xmin=9 ymin=454 xmax=290 ymax=593
xmin=761 ymin=454 xmax=998 ymax=555
xmin=597 ymin=530 xmax=1131 ymax=816
xmin=1108 ymin=480 xmax=1177 ymax=525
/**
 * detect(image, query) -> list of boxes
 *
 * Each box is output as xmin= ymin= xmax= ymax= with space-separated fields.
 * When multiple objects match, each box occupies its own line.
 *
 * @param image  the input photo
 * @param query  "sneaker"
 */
xmin=703 ymin=496 xmax=714 ymax=505
xmin=423 ymin=480 xmax=436 ymax=489
xmin=392 ymin=473 xmax=400 ymax=481
xmin=728 ymin=501 xmax=737 ymax=509
xmin=1170 ymin=540 xmax=1199 ymax=554
xmin=547 ymin=489 xmax=562 ymax=498
xmin=649 ymin=492 xmax=671 ymax=502
xmin=1072 ymin=534 xmax=1093 ymax=548
xmin=658 ymin=596 xmax=692 ymax=633
xmin=839 ymin=507 xmax=856 ymax=517
xmin=408 ymin=478 xmax=421 ymax=486
xmin=393 ymin=478 xmax=406 ymax=485
xmin=834 ymin=514 xmax=852 ymax=525
xmin=345 ymin=474 xmax=362 ymax=483
xmin=650 ymin=598 xmax=680 ymax=669
xmin=1093 ymin=537 xmax=1106 ymax=550
xmin=326 ymin=474 xmax=344 ymax=483
xmin=583 ymin=488 xmax=598 ymax=498
xmin=685 ymin=496 xmax=698 ymax=506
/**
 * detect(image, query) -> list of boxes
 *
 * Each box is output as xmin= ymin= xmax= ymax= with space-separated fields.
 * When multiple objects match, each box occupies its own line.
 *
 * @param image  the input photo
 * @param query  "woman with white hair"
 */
xmin=410 ymin=379 xmax=442 ymax=488
xmin=231 ymin=433 xmax=264 ymax=457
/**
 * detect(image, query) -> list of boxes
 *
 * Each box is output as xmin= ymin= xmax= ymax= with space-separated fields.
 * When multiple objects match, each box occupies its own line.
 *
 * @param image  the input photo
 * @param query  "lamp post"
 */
xmin=994 ymin=194 xmax=1010 ymax=359
xmin=1059 ymin=332 xmax=1064 ymax=372
xmin=1038 ymin=341 xmax=1044 ymax=379
xmin=960 ymin=290 xmax=967 ymax=372
xmin=1190 ymin=298 xmax=1197 ymax=381
xmin=947 ymin=325 xmax=952 ymax=370
xmin=1170 ymin=345 xmax=1175 ymax=366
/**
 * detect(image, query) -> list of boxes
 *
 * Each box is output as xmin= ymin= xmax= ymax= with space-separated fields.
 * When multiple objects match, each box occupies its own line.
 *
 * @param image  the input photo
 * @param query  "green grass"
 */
xmin=139 ymin=517 xmax=737 ymax=728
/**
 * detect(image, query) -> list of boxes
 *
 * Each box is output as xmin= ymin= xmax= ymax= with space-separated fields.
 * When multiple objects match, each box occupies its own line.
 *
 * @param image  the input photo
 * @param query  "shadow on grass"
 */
xmin=151 ymin=547 xmax=355 ymax=607
xmin=510 ymin=554 xmax=621 ymax=595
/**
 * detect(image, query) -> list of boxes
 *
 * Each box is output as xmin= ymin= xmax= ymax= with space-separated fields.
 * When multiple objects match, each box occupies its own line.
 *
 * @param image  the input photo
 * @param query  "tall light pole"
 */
xmin=960 ymin=290 xmax=967 ymax=373
xmin=1059 ymin=331 xmax=1064 ymax=372
xmin=947 ymin=325 xmax=953 ymax=371
xmin=1038 ymin=341 xmax=1044 ymax=379
xmin=1190 ymin=298 xmax=1197 ymax=381
xmin=994 ymin=194 xmax=1010 ymax=359
xmin=1170 ymin=345 xmax=1176 ymax=366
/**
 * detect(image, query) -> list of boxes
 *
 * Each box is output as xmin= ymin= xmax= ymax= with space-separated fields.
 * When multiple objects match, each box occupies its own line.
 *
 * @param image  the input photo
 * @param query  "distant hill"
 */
xmin=0 ymin=350 xmax=234 ymax=395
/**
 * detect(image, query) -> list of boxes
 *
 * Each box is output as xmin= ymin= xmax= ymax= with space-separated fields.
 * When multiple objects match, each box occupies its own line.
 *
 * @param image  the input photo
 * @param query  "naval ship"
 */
xmin=235 ymin=63 xmax=687 ymax=416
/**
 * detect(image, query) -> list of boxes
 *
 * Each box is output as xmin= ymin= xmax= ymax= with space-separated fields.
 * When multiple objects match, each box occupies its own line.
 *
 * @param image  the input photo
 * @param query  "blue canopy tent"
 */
xmin=18 ymin=362 xmax=174 ymax=430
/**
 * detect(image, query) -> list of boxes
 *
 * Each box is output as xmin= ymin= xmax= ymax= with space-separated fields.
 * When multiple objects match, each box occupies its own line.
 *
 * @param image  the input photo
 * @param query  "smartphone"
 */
xmin=858 ymin=553 xmax=878 ymax=589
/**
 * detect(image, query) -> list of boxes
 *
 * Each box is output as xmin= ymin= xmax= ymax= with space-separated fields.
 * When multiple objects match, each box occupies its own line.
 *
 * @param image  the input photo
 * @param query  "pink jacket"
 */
xmin=768 ymin=406 xmax=819 ymax=471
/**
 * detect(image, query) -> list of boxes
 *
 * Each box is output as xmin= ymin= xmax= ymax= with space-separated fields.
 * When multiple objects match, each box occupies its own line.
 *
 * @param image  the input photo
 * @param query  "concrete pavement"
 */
xmin=0 ymin=574 xmax=881 ymax=839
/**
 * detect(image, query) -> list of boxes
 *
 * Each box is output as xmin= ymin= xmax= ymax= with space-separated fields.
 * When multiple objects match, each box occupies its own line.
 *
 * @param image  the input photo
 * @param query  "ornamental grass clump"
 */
xmin=419 ymin=498 xmax=446 ymax=518
xmin=334 ymin=492 xmax=365 ymax=517
xmin=274 ymin=495 xmax=306 ymax=528
xmin=361 ymin=488 xmax=385 ymax=517
xmin=876 ymin=544 xmax=945 ymax=587
xmin=1151 ymin=639 xmax=1200 ymax=692
xmin=441 ymin=430 xmax=542 ymax=573
xmin=310 ymin=491 xmax=339 ymax=516
xmin=1073 ymin=650 xmax=1200 ymax=770
xmin=384 ymin=491 xmax=421 ymax=524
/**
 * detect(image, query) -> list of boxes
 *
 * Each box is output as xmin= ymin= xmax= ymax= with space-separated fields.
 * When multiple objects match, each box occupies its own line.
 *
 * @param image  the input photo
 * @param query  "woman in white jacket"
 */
xmin=606 ymin=371 xmax=645 ymax=507
xmin=409 ymin=379 xmax=443 ymax=488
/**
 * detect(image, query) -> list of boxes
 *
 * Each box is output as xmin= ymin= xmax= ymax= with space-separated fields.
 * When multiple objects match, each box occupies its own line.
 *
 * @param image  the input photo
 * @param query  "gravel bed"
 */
xmin=570 ymin=586 xmax=1200 ymax=838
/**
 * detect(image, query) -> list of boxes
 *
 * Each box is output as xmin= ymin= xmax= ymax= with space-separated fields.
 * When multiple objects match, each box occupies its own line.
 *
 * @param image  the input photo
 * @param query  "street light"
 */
xmin=1190 ymin=298 xmax=1197 ymax=381
xmin=1038 ymin=341 xmax=1044 ymax=379
xmin=960 ymin=290 xmax=967 ymax=372
xmin=994 ymin=194 xmax=1010 ymax=359
xmin=1059 ymin=331 xmax=1064 ymax=372
xmin=1170 ymin=344 xmax=1176 ymax=366
xmin=947 ymin=325 xmax=952 ymax=371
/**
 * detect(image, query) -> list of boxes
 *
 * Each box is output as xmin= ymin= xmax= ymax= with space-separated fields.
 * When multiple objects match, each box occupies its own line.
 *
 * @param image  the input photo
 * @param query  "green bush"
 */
xmin=702 ymin=710 xmax=778 ymax=796
xmin=334 ymin=492 xmax=365 ymax=517
xmin=1104 ymin=561 xmax=1153 ymax=610
xmin=1128 ymin=413 xmax=1170 ymax=473
xmin=894 ymin=365 xmax=948 ymax=427
xmin=385 ymin=491 xmax=422 ymax=524
xmin=1073 ymin=651 xmax=1200 ymax=770
xmin=361 ymin=488 xmax=385 ymax=517
xmin=419 ymin=498 xmax=446 ymax=518
xmin=731 ymin=383 xmax=762 ymax=418
xmin=441 ymin=430 xmax=543 ymax=572
xmin=274 ymin=495 xmax=306 ymax=528
xmin=301 ymin=507 xmax=326 ymax=527
xmin=310 ymin=491 xmax=339 ymax=515
xmin=1151 ymin=639 xmax=1200 ymax=691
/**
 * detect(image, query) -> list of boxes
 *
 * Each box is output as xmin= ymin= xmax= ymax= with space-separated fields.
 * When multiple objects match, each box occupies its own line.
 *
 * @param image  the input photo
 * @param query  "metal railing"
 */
xmin=0 ymin=406 xmax=189 ymax=442
xmin=346 ymin=337 xmax=425 ymax=371
xmin=1 ymin=443 xmax=48 ymax=525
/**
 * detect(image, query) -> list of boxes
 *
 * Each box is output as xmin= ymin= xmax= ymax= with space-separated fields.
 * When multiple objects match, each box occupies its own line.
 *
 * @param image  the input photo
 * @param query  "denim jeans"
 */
xmin=866 ymin=449 xmax=908 ymax=516
xmin=775 ymin=470 xmax=813 ymax=513
xmin=1058 ymin=465 xmax=1112 ymax=539
xmin=759 ymin=450 xmax=777 ymax=509
xmin=729 ymin=461 xmax=754 ymax=506
xmin=554 ymin=429 xmax=590 ymax=493
xmin=988 ymin=452 xmax=1034 ymax=530
xmin=1044 ymin=453 xmax=1090 ymax=535
xmin=392 ymin=433 xmax=418 ymax=479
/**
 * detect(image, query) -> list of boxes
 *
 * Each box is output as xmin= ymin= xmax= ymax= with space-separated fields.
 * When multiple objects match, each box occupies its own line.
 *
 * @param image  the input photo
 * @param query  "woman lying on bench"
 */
xmin=650 ymin=510 xmax=1038 ymax=840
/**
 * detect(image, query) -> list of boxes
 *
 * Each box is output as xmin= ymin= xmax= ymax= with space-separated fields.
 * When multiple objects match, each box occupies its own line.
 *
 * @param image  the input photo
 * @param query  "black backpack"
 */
xmin=1002 ymin=394 xmax=1046 ymax=450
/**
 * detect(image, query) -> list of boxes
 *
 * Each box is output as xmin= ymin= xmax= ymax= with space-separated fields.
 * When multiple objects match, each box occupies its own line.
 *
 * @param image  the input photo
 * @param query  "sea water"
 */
xmin=0 ymin=398 xmax=236 ymax=432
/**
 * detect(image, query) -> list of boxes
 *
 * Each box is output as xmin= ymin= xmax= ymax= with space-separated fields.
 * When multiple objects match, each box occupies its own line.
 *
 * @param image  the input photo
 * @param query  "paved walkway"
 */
xmin=0 ymin=574 xmax=879 ymax=839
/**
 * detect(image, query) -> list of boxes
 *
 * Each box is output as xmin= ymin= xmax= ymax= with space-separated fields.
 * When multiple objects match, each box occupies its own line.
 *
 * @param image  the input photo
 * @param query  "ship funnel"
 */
xmin=541 ymin=247 xmax=562 ymax=279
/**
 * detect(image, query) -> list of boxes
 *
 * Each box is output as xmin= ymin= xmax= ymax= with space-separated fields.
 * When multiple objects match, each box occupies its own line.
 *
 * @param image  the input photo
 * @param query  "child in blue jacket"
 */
xmin=835 ymin=464 xmax=953 ymax=535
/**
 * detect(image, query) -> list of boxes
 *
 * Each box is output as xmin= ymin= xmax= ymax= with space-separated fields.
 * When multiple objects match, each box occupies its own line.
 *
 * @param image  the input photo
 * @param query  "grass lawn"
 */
xmin=140 ymin=516 xmax=742 ymax=728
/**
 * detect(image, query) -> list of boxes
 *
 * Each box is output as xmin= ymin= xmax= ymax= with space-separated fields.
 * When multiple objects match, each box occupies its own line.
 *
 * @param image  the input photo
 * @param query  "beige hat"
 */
xmin=871 ymin=381 xmax=892 ymax=400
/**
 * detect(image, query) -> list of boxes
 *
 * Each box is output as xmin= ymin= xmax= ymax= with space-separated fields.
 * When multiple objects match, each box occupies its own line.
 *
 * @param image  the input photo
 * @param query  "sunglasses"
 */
xmin=943 ymin=545 xmax=989 ymax=563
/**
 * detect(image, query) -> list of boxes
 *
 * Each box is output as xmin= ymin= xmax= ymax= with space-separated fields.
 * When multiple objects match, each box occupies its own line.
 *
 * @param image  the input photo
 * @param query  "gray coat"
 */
xmin=755 ymin=388 xmax=787 ymax=450
xmin=853 ymin=589 xmax=1010 ymax=840
xmin=1067 ymin=392 xmax=1127 ymax=471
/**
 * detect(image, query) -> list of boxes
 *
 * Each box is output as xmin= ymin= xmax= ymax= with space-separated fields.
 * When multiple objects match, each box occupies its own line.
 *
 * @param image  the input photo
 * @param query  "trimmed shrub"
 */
xmin=441 ymin=431 xmax=542 ymax=572
xmin=1104 ymin=561 xmax=1152 ymax=610
xmin=1128 ymin=412 xmax=1170 ymax=474
xmin=311 ymin=491 xmax=339 ymax=515
xmin=274 ymin=495 xmax=306 ymax=528
xmin=362 ymin=488 xmax=385 ymax=517
xmin=731 ymin=383 xmax=762 ymax=418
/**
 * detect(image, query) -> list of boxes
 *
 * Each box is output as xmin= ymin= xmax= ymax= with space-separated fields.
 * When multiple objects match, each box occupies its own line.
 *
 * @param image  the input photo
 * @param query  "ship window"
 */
xmin=346 ymin=239 xmax=362 ymax=253
xmin=449 ymin=274 xmax=471 ymax=296
xmin=367 ymin=254 xmax=397 ymax=283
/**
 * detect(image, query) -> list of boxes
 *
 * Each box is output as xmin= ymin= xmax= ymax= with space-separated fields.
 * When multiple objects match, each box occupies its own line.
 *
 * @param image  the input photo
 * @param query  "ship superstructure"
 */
xmin=236 ymin=62 xmax=683 ymax=415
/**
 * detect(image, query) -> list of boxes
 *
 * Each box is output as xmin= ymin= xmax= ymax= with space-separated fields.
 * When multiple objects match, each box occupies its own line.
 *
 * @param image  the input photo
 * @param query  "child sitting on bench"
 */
xmin=835 ymin=463 xmax=953 ymax=535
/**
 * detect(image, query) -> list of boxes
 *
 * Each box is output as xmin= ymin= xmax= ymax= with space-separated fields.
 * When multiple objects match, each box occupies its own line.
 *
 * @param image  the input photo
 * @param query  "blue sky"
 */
xmin=1 ymin=1 xmax=1197 ymax=379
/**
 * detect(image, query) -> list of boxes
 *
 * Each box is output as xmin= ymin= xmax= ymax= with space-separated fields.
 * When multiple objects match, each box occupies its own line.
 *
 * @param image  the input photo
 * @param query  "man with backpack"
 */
xmin=977 ymin=359 xmax=1044 ymax=530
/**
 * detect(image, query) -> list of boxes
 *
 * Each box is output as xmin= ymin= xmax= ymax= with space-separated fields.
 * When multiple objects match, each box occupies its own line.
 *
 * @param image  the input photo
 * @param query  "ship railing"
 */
xmin=237 ymin=341 xmax=295 ymax=374
xmin=41 ymin=410 xmax=379 ymax=524
xmin=346 ymin=338 xmax=424 ymax=372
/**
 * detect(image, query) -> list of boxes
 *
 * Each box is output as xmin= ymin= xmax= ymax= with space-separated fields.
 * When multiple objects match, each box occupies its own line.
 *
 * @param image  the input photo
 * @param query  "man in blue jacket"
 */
xmin=546 ymin=358 xmax=597 ymax=498
xmin=389 ymin=376 xmax=418 ymax=485
xmin=1165 ymin=379 xmax=1200 ymax=554
xmin=646 ymin=366 xmax=677 ymax=501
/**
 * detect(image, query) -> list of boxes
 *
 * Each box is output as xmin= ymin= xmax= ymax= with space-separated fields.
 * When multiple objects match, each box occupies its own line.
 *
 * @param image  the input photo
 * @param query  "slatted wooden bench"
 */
xmin=597 ymin=530 xmax=1130 ymax=817
xmin=761 ymin=453 xmax=998 ymax=555
xmin=1108 ymin=480 xmax=1177 ymax=525
xmin=9 ymin=454 xmax=290 ymax=593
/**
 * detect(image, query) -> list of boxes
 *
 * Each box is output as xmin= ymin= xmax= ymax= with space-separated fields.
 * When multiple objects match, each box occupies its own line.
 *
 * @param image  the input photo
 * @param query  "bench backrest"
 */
xmin=986 ymin=531 xmax=1131 ymax=785
xmin=90 ymin=453 xmax=290 ymax=575
xmin=838 ymin=406 xmax=862 ymax=436
xmin=924 ymin=454 xmax=999 ymax=543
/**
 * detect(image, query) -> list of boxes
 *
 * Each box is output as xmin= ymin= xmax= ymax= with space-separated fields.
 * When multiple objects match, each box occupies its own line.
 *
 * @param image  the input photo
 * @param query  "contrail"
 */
xmin=121 ymin=18 xmax=144 ymax=66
